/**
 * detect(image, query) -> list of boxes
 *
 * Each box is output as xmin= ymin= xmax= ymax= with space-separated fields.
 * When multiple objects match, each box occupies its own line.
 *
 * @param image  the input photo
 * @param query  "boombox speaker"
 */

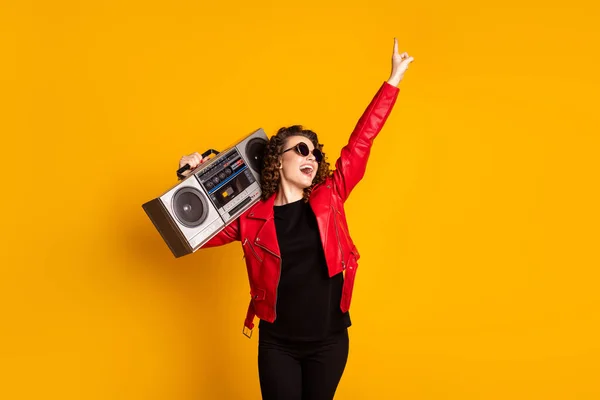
xmin=142 ymin=128 xmax=268 ymax=258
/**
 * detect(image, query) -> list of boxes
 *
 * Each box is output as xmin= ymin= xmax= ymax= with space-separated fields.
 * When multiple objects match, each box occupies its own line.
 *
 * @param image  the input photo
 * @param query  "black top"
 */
xmin=258 ymin=198 xmax=351 ymax=341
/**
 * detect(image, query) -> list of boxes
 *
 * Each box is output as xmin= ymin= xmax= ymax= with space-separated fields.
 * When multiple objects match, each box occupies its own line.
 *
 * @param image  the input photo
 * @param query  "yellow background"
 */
xmin=1 ymin=0 xmax=599 ymax=399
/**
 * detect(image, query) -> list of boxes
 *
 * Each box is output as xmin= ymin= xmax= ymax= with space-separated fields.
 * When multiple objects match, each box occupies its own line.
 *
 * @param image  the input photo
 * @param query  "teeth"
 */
xmin=300 ymin=166 xmax=313 ymax=173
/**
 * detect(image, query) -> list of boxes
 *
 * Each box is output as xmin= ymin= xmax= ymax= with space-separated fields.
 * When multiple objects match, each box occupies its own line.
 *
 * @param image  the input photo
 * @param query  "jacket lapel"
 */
xmin=309 ymin=181 xmax=332 ymax=252
xmin=247 ymin=193 xmax=280 ymax=258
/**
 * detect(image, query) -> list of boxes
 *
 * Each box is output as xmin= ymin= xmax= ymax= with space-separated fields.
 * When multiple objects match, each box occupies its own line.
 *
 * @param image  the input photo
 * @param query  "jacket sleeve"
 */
xmin=332 ymin=81 xmax=399 ymax=203
xmin=201 ymin=218 xmax=241 ymax=248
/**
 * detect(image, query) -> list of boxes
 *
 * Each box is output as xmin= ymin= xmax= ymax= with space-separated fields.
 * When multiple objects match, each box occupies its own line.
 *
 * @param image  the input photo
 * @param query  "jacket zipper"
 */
xmin=243 ymin=238 xmax=263 ymax=263
xmin=332 ymin=206 xmax=346 ymax=270
xmin=255 ymin=239 xmax=281 ymax=320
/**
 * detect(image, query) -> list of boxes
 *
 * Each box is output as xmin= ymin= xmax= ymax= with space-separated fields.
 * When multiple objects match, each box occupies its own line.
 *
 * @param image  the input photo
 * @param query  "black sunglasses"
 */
xmin=282 ymin=142 xmax=324 ymax=163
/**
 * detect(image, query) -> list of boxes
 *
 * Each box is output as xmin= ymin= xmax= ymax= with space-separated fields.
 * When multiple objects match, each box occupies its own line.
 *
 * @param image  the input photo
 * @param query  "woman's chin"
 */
xmin=302 ymin=175 xmax=315 ymax=187
xmin=286 ymin=174 xmax=315 ymax=191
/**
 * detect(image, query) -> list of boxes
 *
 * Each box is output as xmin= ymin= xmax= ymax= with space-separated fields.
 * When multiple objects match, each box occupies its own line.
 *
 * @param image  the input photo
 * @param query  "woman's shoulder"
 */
xmin=311 ymin=175 xmax=335 ymax=193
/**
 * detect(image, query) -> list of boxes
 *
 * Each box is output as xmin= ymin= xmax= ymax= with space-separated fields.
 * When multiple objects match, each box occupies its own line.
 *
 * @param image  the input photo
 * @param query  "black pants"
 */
xmin=258 ymin=329 xmax=349 ymax=400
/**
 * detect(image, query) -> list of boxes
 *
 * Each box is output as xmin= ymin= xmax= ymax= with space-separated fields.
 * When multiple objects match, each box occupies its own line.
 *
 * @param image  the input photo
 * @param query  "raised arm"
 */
xmin=332 ymin=38 xmax=414 ymax=202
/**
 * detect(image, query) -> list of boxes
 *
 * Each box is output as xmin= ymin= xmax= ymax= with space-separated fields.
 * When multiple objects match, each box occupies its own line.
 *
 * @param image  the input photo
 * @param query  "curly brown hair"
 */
xmin=261 ymin=125 xmax=332 ymax=201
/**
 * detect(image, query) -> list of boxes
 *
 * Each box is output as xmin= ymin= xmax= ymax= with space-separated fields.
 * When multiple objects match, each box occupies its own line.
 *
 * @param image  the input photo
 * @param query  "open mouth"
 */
xmin=300 ymin=165 xmax=314 ymax=176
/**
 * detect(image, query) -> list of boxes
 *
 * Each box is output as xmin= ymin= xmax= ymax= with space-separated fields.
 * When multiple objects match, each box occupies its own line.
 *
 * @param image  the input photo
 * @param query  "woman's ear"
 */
xmin=277 ymin=156 xmax=283 ymax=169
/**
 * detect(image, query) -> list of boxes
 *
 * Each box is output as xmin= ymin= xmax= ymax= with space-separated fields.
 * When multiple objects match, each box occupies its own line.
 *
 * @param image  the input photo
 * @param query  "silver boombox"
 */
xmin=142 ymin=128 xmax=268 ymax=258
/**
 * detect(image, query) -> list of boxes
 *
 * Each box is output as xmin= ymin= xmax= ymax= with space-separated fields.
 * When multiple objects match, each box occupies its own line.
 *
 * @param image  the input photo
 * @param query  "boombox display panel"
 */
xmin=194 ymin=146 xmax=261 ymax=223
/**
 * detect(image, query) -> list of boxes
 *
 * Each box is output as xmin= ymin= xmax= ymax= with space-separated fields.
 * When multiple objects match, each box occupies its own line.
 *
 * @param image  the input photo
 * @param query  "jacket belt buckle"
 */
xmin=242 ymin=325 xmax=253 ymax=339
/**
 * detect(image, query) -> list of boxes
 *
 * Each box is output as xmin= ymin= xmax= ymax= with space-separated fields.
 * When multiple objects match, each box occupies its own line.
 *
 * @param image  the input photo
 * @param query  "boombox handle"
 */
xmin=176 ymin=148 xmax=219 ymax=180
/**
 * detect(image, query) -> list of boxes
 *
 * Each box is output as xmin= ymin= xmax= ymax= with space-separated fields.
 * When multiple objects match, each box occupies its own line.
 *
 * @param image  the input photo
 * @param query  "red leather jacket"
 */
xmin=204 ymin=82 xmax=399 ymax=336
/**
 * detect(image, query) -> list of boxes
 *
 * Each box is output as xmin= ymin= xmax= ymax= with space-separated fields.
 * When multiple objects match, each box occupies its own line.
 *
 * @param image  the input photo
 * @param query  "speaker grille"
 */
xmin=172 ymin=187 xmax=208 ymax=228
xmin=245 ymin=137 xmax=267 ymax=175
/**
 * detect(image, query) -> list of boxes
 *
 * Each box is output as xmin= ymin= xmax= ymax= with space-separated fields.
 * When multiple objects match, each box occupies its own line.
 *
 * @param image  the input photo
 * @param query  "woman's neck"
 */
xmin=274 ymin=183 xmax=304 ymax=206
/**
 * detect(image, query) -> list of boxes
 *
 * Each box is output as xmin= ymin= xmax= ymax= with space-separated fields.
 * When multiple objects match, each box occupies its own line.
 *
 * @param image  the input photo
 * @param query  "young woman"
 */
xmin=178 ymin=38 xmax=413 ymax=400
